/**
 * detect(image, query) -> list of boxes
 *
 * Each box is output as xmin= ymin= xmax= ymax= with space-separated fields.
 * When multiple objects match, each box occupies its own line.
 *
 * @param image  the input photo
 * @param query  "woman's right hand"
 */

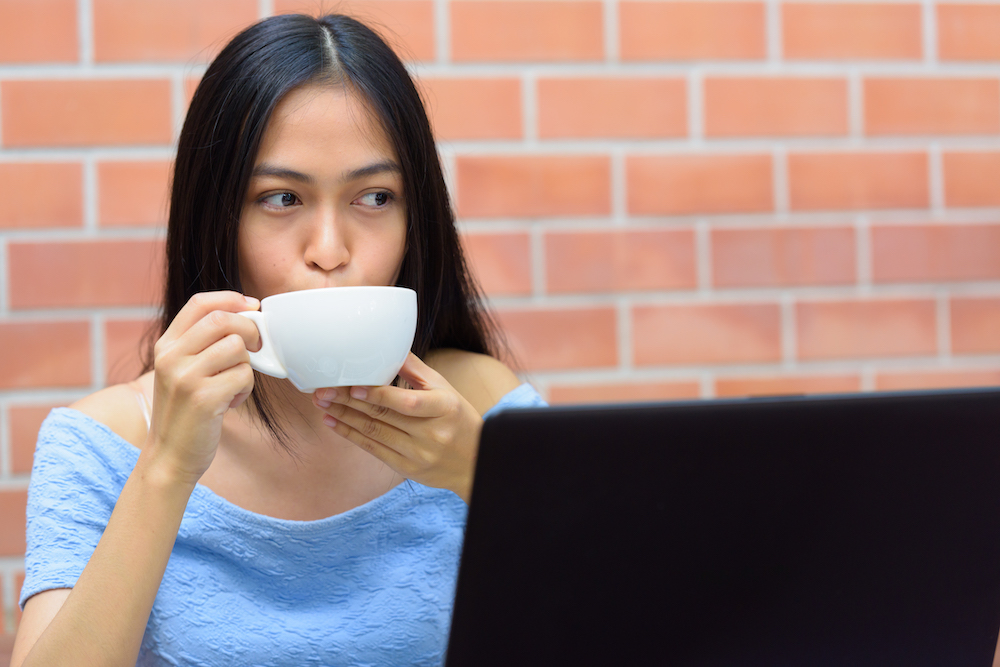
xmin=146 ymin=291 xmax=261 ymax=487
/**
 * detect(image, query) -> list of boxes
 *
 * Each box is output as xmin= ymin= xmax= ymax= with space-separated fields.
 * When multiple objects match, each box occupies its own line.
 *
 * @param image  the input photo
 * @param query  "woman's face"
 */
xmin=238 ymin=83 xmax=407 ymax=300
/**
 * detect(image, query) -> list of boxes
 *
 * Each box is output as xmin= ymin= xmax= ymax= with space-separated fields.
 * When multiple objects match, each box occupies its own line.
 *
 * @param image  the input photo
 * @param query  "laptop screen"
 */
xmin=447 ymin=388 xmax=1000 ymax=667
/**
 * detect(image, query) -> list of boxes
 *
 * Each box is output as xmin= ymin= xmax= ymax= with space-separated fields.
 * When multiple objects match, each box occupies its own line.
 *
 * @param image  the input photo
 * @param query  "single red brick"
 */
xmin=545 ymin=229 xmax=697 ymax=293
xmin=943 ymin=152 xmax=1000 ymax=208
xmin=938 ymin=4 xmax=1000 ymax=62
xmin=455 ymin=155 xmax=611 ymax=218
xmin=951 ymin=297 xmax=1000 ymax=355
xmin=94 ymin=0 xmax=256 ymax=63
xmin=1 ymin=80 xmax=173 ymax=148
xmin=10 ymin=404 xmax=65 ymax=474
xmin=537 ymin=78 xmax=687 ymax=139
xmin=9 ymin=240 xmax=166 ymax=309
xmin=419 ymin=78 xmax=522 ymax=140
xmin=796 ymin=299 xmax=937 ymax=360
xmin=0 ymin=0 xmax=77 ymax=63
xmin=712 ymin=227 xmax=856 ymax=288
xmin=0 ymin=322 xmax=91 ymax=389
xmin=495 ymin=308 xmax=617 ymax=371
xmin=98 ymin=161 xmax=172 ymax=227
xmin=865 ymin=78 xmax=1000 ymax=136
xmin=549 ymin=380 xmax=701 ymax=405
xmin=275 ymin=0 xmax=435 ymax=61
xmin=460 ymin=232 xmax=533 ymax=297
xmin=451 ymin=1 xmax=603 ymax=62
xmin=0 ymin=490 xmax=27 ymax=556
xmin=633 ymin=303 xmax=782 ymax=366
xmin=0 ymin=163 xmax=83 ymax=229
xmin=783 ymin=2 xmax=922 ymax=60
xmin=872 ymin=224 xmax=1000 ymax=283
xmin=877 ymin=369 xmax=1000 ymax=391
xmin=105 ymin=319 xmax=155 ymax=386
xmin=620 ymin=1 xmax=766 ymax=61
xmin=627 ymin=154 xmax=773 ymax=216
xmin=715 ymin=374 xmax=861 ymax=398
xmin=704 ymin=78 xmax=848 ymax=137
xmin=788 ymin=152 xmax=929 ymax=211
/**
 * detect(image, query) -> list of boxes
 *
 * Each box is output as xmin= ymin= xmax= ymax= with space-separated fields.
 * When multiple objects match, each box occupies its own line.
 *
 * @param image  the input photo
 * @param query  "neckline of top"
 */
xmin=50 ymin=407 xmax=423 ymax=532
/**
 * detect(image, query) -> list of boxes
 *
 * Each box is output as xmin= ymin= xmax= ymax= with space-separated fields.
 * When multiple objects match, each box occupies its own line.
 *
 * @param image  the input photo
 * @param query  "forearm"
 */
xmin=21 ymin=450 xmax=195 ymax=667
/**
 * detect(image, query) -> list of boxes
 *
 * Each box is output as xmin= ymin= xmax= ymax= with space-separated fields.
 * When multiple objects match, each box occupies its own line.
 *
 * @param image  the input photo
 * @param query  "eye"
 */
xmin=259 ymin=192 xmax=300 ymax=209
xmin=355 ymin=191 xmax=393 ymax=208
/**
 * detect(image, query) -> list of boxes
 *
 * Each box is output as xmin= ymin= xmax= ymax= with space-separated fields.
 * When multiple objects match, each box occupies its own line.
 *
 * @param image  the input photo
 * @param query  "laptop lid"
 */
xmin=446 ymin=388 xmax=1000 ymax=667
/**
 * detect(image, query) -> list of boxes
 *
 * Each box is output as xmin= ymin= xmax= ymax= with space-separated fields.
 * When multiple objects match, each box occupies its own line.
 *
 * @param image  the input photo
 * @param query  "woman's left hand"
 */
xmin=312 ymin=352 xmax=483 ymax=502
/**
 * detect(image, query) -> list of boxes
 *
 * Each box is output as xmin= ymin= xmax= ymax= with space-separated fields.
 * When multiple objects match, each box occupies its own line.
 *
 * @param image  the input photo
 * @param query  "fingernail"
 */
xmin=319 ymin=388 xmax=337 ymax=401
xmin=323 ymin=415 xmax=337 ymax=428
xmin=316 ymin=399 xmax=331 ymax=409
xmin=244 ymin=295 xmax=259 ymax=307
xmin=350 ymin=387 xmax=367 ymax=400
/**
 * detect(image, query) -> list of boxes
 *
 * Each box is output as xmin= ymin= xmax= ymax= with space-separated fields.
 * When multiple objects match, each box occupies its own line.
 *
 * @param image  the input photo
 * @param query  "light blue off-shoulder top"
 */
xmin=20 ymin=383 xmax=546 ymax=666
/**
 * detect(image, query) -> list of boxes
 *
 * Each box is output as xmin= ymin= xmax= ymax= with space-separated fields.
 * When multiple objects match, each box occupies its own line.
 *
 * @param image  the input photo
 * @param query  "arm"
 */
xmin=312 ymin=350 xmax=523 ymax=503
xmin=11 ymin=291 xmax=261 ymax=667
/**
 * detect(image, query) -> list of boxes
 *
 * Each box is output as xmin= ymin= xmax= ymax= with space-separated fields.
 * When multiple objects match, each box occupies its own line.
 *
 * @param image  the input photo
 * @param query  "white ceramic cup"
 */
xmin=237 ymin=286 xmax=417 ymax=392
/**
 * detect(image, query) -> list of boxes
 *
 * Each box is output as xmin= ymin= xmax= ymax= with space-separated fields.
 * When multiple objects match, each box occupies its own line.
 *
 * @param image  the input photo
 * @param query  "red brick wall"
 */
xmin=3 ymin=0 xmax=1000 ymax=639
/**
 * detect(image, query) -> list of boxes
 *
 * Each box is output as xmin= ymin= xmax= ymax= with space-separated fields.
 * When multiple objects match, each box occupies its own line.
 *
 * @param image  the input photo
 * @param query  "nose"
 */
xmin=303 ymin=206 xmax=350 ymax=273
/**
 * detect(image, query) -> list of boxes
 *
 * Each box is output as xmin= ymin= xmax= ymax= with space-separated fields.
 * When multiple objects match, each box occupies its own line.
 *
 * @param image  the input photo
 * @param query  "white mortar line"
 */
xmin=937 ymin=290 xmax=951 ymax=360
xmin=91 ymin=315 xmax=104 ymax=390
xmin=696 ymin=219 xmax=712 ymax=294
xmin=928 ymin=141 xmax=945 ymax=213
xmin=856 ymin=215 xmax=872 ymax=295
xmin=530 ymin=225 xmax=546 ymax=299
xmin=1 ymin=402 xmax=10 ymax=478
xmin=258 ymin=0 xmax=273 ymax=19
xmin=861 ymin=365 xmax=876 ymax=392
xmin=522 ymin=71 xmax=538 ymax=145
xmin=171 ymin=73 xmax=187 ymax=143
xmin=435 ymin=0 xmax=449 ymax=65
xmin=687 ymin=68 xmax=703 ymax=143
xmin=83 ymin=156 xmax=97 ymax=233
xmin=0 ymin=239 xmax=8 ymax=316
xmin=700 ymin=372 xmax=715 ymax=399
xmin=604 ymin=0 xmax=619 ymax=64
xmin=773 ymin=145 xmax=789 ymax=216
xmin=781 ymin=292 xmax=797 ymax=367
xmin=767 ymin=0 xmax=782 ymax=64
xmin=79 ymin=0 xmax=94 ymax=66
xmin=849 ymin=68 xmax=864 ymax=141
xmin=923 ymin=0 xmax=937 ymax=64
xmin=610 ymin=149 xmax=626 ymax=224
xmin=617 ymin=298 xmax=632 ymax=370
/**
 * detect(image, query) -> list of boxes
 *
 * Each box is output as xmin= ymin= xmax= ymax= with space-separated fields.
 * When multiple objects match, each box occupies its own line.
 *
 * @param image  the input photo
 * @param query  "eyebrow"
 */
xmin=250 ymin=160 xmax=402 ymax=184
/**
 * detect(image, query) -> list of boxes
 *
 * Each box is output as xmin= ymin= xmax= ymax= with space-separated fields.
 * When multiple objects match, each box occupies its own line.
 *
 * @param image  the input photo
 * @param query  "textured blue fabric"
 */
xmin=21 ymin=383 xmax=546 ymax=666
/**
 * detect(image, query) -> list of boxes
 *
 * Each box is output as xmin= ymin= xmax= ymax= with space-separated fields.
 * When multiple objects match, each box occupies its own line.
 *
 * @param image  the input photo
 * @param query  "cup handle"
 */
xmin=237 ymin=310 xmax=287 ymax=379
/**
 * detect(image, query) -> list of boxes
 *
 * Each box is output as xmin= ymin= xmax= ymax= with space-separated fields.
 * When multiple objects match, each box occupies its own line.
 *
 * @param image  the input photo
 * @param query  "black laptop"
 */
xmin=446 ymin=387 xmax=1000 ymax=667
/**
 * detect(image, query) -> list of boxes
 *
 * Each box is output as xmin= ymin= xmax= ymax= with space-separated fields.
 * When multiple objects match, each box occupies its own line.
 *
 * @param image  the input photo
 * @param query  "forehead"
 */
xmin=254 ymin=83 xmax=398 ymax=170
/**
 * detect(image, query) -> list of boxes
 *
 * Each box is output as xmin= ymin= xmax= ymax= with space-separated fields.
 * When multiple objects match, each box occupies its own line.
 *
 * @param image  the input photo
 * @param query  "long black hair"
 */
xmin=145 ymin=13 xmax=502 ymax=448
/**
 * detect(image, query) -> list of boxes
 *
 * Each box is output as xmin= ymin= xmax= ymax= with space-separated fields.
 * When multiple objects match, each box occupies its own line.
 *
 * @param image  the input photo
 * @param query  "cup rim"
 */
xmin=259 ymin=285 xmax=416 ymax=306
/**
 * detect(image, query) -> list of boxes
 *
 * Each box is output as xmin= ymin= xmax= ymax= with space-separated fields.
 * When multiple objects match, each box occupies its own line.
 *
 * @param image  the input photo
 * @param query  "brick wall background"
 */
xmin=2 ymin=0 xmax=1000 ymax=643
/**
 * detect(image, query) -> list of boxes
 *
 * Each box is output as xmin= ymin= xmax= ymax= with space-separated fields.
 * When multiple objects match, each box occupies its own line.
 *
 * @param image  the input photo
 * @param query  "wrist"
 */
xmin=134 ymin=445 xmax=201 ymax=495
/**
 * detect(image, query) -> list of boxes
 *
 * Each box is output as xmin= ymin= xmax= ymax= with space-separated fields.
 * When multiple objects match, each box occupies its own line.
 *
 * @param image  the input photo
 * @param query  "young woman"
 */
xmin=12 ymin=14 xmax=544 ymax=667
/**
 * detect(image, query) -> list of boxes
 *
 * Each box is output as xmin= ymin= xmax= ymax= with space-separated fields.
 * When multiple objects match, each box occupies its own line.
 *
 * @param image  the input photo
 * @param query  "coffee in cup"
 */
xmin=237 ymin=286 xmax=417 ymax=392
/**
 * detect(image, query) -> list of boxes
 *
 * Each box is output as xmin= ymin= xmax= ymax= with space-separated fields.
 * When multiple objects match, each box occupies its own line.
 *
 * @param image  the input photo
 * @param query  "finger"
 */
xmin=160 ymin=291 xmax=259 ymax=348
xmin=171 ymin=309 xmax=262 ymax=358
xmin=322 ymin=409 xmax=411 ymax=471
xmin=322 ymin=401 xmax=410 ymax=450
xmin=316 ymin=384 xmax=444 ymax=423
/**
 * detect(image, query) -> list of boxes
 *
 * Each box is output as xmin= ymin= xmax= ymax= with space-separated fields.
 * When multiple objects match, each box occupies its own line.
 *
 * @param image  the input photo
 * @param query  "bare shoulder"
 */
xmin=68 ymin=372 xmax=152 ymax=449
xmin=423 ymin=349 xmax=523 ymax=416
